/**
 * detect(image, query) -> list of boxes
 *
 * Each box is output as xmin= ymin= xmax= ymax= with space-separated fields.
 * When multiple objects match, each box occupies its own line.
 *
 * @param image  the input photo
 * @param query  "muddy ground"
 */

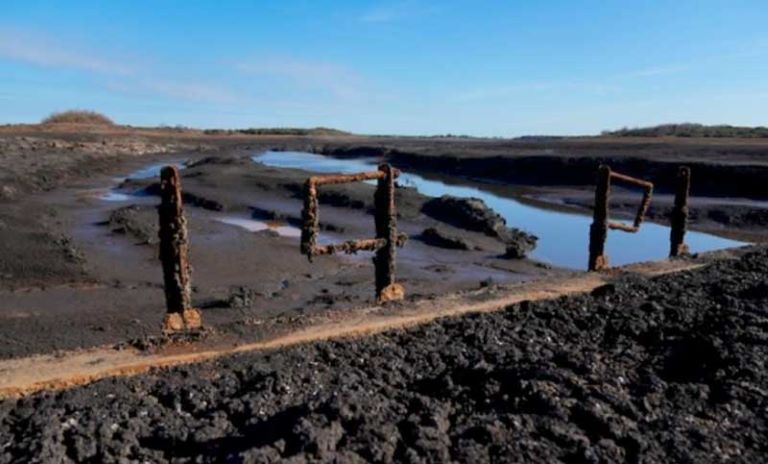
xmin=1 ymin=126 xmax=767 ymax=461
xmin=1 ymin=246 xmax=766 ymax=462
xmin=0 ymin=127 xmax=766 ymax=359
xmin=0 ymin=129 xmax=561 ymax=359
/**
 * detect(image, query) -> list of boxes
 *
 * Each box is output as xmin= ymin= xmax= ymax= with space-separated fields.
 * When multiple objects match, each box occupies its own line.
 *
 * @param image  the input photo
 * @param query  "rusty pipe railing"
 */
xmin=301 ymin=164 xmax=407 ymax=302
xmin=588 ymin=165 xmax=655 ymax=271
xmin=606 ymin=171 xmax=654 ymax=233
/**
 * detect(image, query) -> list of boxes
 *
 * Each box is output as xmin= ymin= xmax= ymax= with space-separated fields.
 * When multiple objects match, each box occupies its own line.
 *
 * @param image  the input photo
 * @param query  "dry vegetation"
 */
xmin=203 ymin=127 xmax=351 ymax=136
xmin=41 ymin=110 xmax=114 ymax=126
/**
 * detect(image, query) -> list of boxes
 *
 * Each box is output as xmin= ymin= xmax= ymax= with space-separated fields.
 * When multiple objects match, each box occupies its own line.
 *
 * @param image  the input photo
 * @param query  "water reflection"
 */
xmin=125 ymin=162 xmax=186 ymax=180
xmin=215 ymin=216 xmax=301 ymax=238
xmin=97 ymin=161 xmax=188 ymax=202
xmin=253 ymin=150 xmax=746 ymax=269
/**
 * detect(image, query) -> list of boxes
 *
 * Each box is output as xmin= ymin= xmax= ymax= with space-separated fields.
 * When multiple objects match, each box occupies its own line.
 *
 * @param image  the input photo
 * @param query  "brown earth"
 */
xmin=0 ymin=124 xmax=766 ymax=462
xmin=0 ymin=127 xmax=561 ymax=360
xmin=0 ymin=125 xmax=765 ymax=359
xmin=0 ymin=245 xmax=765 ymax=462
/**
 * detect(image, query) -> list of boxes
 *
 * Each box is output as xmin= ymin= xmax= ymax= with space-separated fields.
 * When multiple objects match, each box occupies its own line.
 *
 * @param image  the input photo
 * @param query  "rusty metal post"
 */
xmin=374 ymin=164 xmax=404 ymax=302
xmin=300 ymin=178 xmax=318 ymax=260
xmin=670 ymin=166 xmax=691 ymax=257
xmin=158 ymin=166 xmax=202 ymax=333
xmin=588 ymin=165 xmax=611 ymax=271
xmin=300 ymin=167 xmax=407 ymax=301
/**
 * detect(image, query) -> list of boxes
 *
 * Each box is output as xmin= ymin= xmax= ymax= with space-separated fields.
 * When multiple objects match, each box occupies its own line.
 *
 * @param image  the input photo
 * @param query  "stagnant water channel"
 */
xmin=100 ymin=151 xmax=746 ymax=270
xmin=251 ymin=151 xmax=746 ymax=269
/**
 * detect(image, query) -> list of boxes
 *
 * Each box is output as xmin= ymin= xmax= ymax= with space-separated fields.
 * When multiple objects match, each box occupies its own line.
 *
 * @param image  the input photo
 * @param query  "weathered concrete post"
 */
xmin=158 ymin=166 xmax=202 ymax=333
xmin=588 ymin=165 xmax=611 ymax=271
xmin=669 ymin=166 xmax=691 ymax=257
xmin=374 ymin=163 xmax=404 ymax=302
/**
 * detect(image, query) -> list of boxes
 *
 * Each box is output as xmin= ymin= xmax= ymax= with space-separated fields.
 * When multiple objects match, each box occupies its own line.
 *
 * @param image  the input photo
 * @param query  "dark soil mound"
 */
xmin=504 ymin=237 xmax=535 ymax=259
xmin=107 ymin=205 xmax=157 ymax=244
xmin=423 ymin=195 xmax=538 ymax=256
xmin=706 ymin=207 xmax=768 ymax=227
xmin=2 ymin=248 xmax=766 ymax=462
xmin=185 ymin=156 xmax=249 ymax=168
xmin=423 ymin=195 xmax=506 ymax=236
xmin=420 ymin=227 xmax=471 ymax=250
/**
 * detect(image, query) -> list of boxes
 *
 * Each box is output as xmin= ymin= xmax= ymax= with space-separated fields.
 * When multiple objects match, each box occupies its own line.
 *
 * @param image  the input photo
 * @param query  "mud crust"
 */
xmin=1 ymin=248 xmax=766 ymax=462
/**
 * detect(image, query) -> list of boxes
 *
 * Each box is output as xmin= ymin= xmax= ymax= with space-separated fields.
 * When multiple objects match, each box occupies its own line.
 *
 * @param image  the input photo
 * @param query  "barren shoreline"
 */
xmin=0 ymin=127 xmax=765 ymax=357
xmin=0 ymin=129 xmax=564 ymax=359
xmin=0 ymin=126 xmax=768 ymax=357
xmin=1 ymin=245 xmax=765 ymax=462
xmin=0 ymin=126 xmax=767 ymax=461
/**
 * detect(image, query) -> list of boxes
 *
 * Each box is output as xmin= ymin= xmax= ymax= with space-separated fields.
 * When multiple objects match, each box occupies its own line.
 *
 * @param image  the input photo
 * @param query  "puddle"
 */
xmin=253 ymin=151 xmax=748 ymax=269
xmin=123 ymin=162 xmax=186 ymax=181
xmin=214 ymin=216 xmax=352 ymax=249
xmin=214 ymin=216 xmax=301 ymax=238
xmin=99 ymin=191 xmax=135 ymax=202
xmin=96 ymin=161 xmax=188 ymax=202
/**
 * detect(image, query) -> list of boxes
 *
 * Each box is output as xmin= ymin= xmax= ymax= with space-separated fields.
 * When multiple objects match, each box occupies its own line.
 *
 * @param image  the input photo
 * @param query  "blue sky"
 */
xmin=1 ymin=0 xmax=766 ymax=136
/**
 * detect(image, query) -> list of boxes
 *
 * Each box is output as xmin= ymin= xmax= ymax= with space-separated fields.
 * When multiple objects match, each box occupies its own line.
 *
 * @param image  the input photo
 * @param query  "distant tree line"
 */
xmin=602 ymin=123 xmax=768 ymax=138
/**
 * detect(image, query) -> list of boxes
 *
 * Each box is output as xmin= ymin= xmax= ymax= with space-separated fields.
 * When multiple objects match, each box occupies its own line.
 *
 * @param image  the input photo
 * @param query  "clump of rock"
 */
xmin=107 ymin=204 xmax=157 ymax=244
xmin=422 ymin=195 xmax=538 ymax=258
xmin=503 ymin=231 xmax=538 ymax=259
xmin=420 ymin=227 xmax=470 ymax=250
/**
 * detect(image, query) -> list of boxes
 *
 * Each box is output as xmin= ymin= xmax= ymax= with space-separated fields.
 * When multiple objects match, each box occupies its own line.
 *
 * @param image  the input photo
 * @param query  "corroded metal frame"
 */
xmin=588 ymin=165 xmax=655 ymax=271
xmin=301 ymin=164 xmax=407 ymax=302
xmin=606 ymin=171 xmax=654 ymax=233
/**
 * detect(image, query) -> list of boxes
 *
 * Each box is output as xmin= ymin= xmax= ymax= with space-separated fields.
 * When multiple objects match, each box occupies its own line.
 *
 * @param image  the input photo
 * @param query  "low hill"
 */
xmin=41 ymin=110 xmax=114 ymax=126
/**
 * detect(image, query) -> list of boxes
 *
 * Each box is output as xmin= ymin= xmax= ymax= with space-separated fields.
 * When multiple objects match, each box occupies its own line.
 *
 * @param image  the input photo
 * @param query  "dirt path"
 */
xmin=0 ymin=254 xmax=722 ymax=398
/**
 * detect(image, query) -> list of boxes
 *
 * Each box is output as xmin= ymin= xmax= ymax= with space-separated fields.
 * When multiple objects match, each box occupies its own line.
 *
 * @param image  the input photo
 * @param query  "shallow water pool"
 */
xmin=214 ymin=216 xmax=301 ymax=238
xmin=253 ymin=151 xmax=746 ymax=269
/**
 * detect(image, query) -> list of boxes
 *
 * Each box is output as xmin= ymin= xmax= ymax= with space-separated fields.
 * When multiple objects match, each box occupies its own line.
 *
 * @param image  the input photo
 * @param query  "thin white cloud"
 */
xmin=104 ymin=78 xmax=240 ymax=105
xmin=139 ymin=79 xmax=239 ymax=104
xmin=617 ymin=42 xmax=768 ymax=80
xmin=360 ymin=2 xmax=439 ymax=23
xmin=452 ymin=80 xmax=620 ymax=103
xmin=0 ymin=26 xmax=134 ymax=75
xmin=618 ymin=64 xmax=690 ymax=79
xmin=361 ymin=6 xmax=401 ymax=23
xmin=235 ymin=57 xmax=364 ymax=100
xmin=454 ymin=82 xmax=559 ymax=102
xmin=0 ymin=25 xmax=244 ymax=105
xmin=450 ymin=44 xmax=768 ymax=104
